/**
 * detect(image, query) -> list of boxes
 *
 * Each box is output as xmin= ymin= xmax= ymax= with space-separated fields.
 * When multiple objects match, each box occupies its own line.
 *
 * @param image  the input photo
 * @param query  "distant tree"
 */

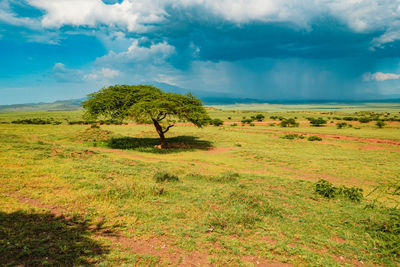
xmin=255 ymin=114 xmax=265 ymax=121
xmin=376 ymin=120 xmax=386 ymax=128
xmin=82 ymin=85 xmax=210 ymax=148
xmin=358 ymin=117 xmax=371 ymax=123
xmin=210 ymin=118 xmax=224 ymax=126
xmin=307 ymin=117 xmax=327 ymax=127
xmin=279 ymin=118 xmax=298 ymax=127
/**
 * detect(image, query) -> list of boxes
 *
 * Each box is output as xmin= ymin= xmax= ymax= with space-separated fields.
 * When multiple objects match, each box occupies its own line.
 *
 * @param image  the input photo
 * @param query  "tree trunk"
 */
xmin=152 ymin=119 xmax=167 ymax=148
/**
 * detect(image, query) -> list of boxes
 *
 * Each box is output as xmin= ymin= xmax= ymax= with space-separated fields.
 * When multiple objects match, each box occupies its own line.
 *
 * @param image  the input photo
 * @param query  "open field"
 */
xmin=0 ymin=105 xmax=399 ymax=266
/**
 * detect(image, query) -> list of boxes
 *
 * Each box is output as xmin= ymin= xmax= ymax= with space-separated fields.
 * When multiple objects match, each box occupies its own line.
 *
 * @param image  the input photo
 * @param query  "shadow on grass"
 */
xmin=0 ymin=211 xmax=108 ymax=266
xmin=106 ymin=135 xmax=213 ymax=154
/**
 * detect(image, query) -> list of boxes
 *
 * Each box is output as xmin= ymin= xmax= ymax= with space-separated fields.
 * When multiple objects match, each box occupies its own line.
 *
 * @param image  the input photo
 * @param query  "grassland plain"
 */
xmin=0 ymin=106 xmax=399 ymax=266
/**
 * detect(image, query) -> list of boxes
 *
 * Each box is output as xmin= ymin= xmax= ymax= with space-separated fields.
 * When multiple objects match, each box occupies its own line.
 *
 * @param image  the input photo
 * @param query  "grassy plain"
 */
xmin=0 ymin=104 xmax=399 ymax=266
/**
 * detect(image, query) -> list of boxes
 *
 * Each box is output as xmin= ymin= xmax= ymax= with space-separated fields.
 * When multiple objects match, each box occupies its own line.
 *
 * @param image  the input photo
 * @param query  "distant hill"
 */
xmin=0 ymin=99 xmax=85 ymax=113
xmin=1 ymin=96 xmax=400 ymax=113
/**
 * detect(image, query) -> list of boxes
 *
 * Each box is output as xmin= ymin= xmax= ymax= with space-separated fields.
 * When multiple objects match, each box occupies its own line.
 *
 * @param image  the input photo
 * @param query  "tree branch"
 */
xmin=162 ymin=124 xmax=174 ymax=134
xmin=157 ymin=112 xmax=167 ymax=121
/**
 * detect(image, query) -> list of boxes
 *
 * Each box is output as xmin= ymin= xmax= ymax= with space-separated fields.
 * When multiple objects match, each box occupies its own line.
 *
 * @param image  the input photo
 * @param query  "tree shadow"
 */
xmin=105 ymin=135 xmax=213 ymax=154
xmin=0 ymin=211 xmax=109 ymax=266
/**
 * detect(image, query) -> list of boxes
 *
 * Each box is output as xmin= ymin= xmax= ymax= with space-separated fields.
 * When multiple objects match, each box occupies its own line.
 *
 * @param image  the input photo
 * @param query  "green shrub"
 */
xmin=241 ymin=118 xmax=253 ymax=124
xmin=11 ymin=118 xmax=61 ymax=125
xmin=342 ymin=116 xmax=356 ymax=121
xmin=315 ymin=179 xmax=336 ymax=198
xmin=255 ymin=114 xmax=265 ymax=121
xmin=336 ymin=122 xmax=347 ymax=129
xmin=279 ymin=118 xmax=298 ymax=127
xmin=308 ymin=136 xmax=322 ymax=141
xmin=376 ymin=120 xmax=386 ymax=128
xmin=307 ymin=117 xmax=327 ymax=127
xmin=338 ymin=186 xmax=364 ymax=202
xmin=281 ymin=134 xmax=305 ymax=140
xmin=315 ymin=179 xmax=363 ymax=202
xmin=210 ymin=119 xmax=224 ymax=126
xmin=358 ymin=117 xmax=371 ymax=123
xmin=153 ymin=172 xmax=179 ymax=183
xmin=231 ymin=123 xmax=238 ymax=126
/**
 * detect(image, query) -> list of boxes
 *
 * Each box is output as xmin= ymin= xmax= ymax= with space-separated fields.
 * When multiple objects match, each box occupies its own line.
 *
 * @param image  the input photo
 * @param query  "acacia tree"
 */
xmin=82 ymin=85 xmax=210 ymax=148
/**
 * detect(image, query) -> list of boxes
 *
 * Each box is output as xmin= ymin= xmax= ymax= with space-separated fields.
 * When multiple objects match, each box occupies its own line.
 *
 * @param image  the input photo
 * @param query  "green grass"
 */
xmin=0 ymin=106 xmax=399 ymax=265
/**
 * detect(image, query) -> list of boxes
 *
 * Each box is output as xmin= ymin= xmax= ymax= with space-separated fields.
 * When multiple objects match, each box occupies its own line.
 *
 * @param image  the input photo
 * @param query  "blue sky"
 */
xmin=1 ymin=0 xmax=400 ymax=104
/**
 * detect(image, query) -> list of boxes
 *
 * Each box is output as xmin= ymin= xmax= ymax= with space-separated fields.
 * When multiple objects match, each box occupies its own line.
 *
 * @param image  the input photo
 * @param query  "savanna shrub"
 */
xmin=255 ymin=114 xmax=265 ymax=121
xmin=315 ymin=179 xmax=363 ymax=202
xmin=315 ymin=179 xmax=336 ymax=198
xmin=281 ymin=134 xmax=305 ymax=140
xmin=338 ymin=186 xmax=363 ymax=202
xmin=336 ymin=122 xmax=347 ymax=129
xmin=210 ymin=119 xmax=224 ymax=126
xmin=307 ymin=117 xmax=327 ymax=127
xmin=358 ymin=117 xmax=371 ymax=123
xmin=279 ymin=118 xmax=298 ymax=127
xmin=376 ymin=120 xmax=386 ymax=128
xmin=241 ymin=118 xmax=253 ymax=124
xmin=308 ymin=136 xmax=322 ymax=141
xmin=154 ymin=172 xmax=179 ymax=183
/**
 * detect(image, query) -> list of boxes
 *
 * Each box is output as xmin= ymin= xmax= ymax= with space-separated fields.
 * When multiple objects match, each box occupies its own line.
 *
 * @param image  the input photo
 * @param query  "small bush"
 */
xmin=281 ymin=134 xmax=305 ymax=140
xmin=153 ymin=172 xmax=179 ymax=183
xmin=231 ymin=123 xmax=238 ymax=126
xmin=343 ymin=116 xmax=356 ymax=121
xmin=315 ymin=179 xmax=336 ymax=198
xmin=279 ymin=118 xmax=299 ymax=127
xmin=307 ymin=117 xmax=327 ymax=127
xmin=315 ymin=179 xmax=363 ymax=202
xmin=210 ymin=119 xmax=224 ymax=126
xmin=249 ymin=123 xmax=255 ymax=127
xmin=11 ymin=118 xmax=61 ymax=125
xmin=336 ymin=122 xmax=347 ymax=129
xmin=255 ymin=114 xmax=265 ymax=121
xmin=308 ymin=136 xmax=322 ymax=141
xmin=241 ymin=118 xmax=253 ymax=124
xmin=358 ymin=117 xmax=371 ymax=123
xmin=376 ymin=120 xmax=386 ymax=128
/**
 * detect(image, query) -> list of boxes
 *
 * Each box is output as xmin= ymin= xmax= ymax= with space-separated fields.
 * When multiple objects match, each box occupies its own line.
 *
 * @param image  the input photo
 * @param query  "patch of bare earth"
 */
xmin=205 ymin=146 xmax=238 ymax=154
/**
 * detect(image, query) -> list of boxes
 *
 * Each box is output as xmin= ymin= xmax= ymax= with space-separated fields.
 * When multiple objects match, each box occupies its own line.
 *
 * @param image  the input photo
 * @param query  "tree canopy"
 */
xmin=82 ymin=85 xmax=210 ymax=148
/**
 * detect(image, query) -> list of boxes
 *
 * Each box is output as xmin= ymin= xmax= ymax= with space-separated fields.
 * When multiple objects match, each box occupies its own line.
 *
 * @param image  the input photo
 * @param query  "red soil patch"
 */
xmin=331 ymin=236 xmax=346 ymax=244
xmin=205 ymin=146 xmax=238 ymax=154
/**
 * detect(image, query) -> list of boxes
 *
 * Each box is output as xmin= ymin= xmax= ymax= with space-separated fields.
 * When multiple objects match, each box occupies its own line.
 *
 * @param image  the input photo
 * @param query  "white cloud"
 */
xmin=27 ymin=0 xmax=166 ymax=32
xmin=22 ymin=0 xmax=400 ymax=46
xmin=363 ymin=72 xmax=400 ymax=82
xmin=52 ymin=62 xmax=83 ymax=82
xmin=0 ymin=0 xmax=40 ymax=29
xmin=84 ymin=67 xmax=121 ymax=80
xmin=96 ymin=39 xmax=176 ymax=66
